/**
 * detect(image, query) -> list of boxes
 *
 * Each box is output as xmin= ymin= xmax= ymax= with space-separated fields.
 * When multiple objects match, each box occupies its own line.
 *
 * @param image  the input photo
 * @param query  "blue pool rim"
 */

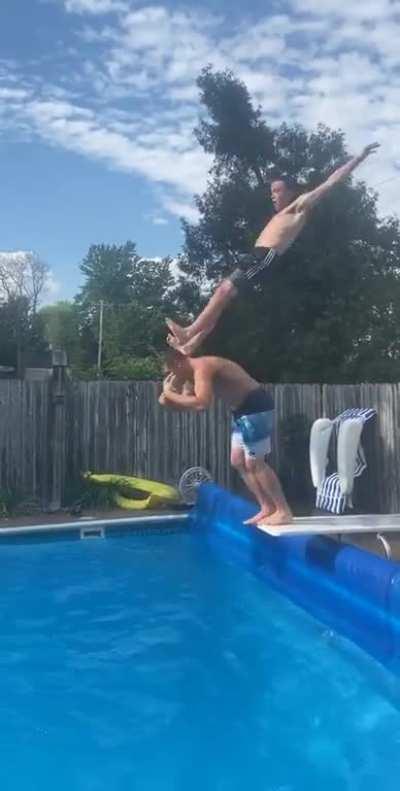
xmin=190 ymin=483 xmax=400 ymax=670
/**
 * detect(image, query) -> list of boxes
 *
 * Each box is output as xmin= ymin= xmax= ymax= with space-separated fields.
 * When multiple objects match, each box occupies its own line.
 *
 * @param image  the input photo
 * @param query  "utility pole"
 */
xmin=97 ymin=300 xmax=104 ymax=376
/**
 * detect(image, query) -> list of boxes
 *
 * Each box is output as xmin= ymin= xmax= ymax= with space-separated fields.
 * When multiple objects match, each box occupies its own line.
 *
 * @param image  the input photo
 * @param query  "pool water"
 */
xmin=1 ymin=530 xmax=400 ymax=791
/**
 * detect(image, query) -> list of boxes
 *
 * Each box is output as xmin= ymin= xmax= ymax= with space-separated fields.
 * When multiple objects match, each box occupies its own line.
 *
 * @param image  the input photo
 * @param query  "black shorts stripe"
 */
xmin=244 ymin=248 xmax=277 ymax=280
xmin=228 ymin=247 xmax=279 ymax=291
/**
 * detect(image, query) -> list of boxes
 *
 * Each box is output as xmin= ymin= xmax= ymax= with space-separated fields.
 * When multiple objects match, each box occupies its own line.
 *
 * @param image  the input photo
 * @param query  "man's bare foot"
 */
xmin=244 ymin=507 xmax=275 ymax=526
xmin=167 ymin=330 xmax=206 ymax=356
xmin=165 ymin=318 xmax=189 ymax=344
xmin=258 ymin=511 xmax=293 ymax=527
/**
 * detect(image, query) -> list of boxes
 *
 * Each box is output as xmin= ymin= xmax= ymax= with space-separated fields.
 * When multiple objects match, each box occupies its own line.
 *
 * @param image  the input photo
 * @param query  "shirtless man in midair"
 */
xmin=166 ymin=143 xmax=379 ymax=355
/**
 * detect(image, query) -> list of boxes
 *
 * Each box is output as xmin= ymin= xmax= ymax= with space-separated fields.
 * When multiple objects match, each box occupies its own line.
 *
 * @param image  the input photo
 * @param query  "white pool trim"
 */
xmin=0 ymin=512 xmax=190 ymax=537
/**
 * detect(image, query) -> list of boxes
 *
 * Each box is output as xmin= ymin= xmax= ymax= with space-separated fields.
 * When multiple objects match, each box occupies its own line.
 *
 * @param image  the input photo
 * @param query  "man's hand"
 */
xmin=296 ymin=141 xmax=381 ymax=213
xmin=163 ymin=372 xmax=179 ymax=395
xmin=162 ymin=373 xmax=173 ymax=389
xmin=159 ymin=374 xmax=185 ymax=408
xmin=360 ymin=142 xmax=380 ymax=161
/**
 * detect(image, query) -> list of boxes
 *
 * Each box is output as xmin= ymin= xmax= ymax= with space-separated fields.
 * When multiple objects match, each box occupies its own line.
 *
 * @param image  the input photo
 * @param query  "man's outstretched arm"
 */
xmin=296 ymin=142 xmax=380 ymax=212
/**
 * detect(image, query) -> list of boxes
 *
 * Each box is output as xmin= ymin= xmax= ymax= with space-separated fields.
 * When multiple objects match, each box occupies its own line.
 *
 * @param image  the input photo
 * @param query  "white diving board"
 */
xmin=258 ymin=513 xmax=400 ymax=538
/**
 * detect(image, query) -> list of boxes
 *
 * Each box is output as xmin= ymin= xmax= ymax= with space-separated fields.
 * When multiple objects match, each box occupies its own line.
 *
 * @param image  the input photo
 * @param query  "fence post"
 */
xmin=48 ymin=349 xmax=68 ymax=511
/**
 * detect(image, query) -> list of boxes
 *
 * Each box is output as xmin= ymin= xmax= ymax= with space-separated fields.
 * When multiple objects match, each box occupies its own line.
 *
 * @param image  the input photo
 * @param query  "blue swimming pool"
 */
xmin=1 ymin=512 xmax=400 ymax=790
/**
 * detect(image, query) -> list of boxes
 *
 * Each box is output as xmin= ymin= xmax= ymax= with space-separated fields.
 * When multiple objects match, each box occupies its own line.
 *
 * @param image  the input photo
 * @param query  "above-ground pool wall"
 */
xmin=191 ymin=484 xmax=400 ymax=669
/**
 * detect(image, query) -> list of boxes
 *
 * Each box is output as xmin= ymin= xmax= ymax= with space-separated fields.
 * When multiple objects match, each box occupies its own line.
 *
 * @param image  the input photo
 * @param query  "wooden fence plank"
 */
xmin=0 ymin=380 xmax=50 ymax=506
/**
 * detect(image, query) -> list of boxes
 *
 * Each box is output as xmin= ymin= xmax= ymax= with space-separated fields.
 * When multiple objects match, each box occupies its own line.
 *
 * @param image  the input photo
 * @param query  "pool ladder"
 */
xmin=376 ymin=533 xmax=392 ymax=559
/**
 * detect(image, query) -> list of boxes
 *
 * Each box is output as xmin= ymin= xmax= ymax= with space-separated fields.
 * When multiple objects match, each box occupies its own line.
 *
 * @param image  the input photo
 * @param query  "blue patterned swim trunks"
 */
xmin=231 ymin=387 xmax=274 ymax=459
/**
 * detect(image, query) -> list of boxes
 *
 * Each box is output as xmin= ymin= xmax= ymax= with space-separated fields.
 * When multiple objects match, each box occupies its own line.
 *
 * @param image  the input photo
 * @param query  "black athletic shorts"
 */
xmin=232 ymin=386 xmax=275 ymax=419
xmin=229 ymin=246 xmax=279 ymax=291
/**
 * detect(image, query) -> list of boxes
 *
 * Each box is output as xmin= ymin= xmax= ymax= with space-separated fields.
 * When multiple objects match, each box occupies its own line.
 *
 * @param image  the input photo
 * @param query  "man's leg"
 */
xmin=231 ymin=445 xmax=275 ymax=522
xmin=167 ymin=249 xmax=277 ymax=354
xmin=247 ymin=456 xmax=293 ymax=526
xmin=167 ymin=278 xmax=237 ymax=354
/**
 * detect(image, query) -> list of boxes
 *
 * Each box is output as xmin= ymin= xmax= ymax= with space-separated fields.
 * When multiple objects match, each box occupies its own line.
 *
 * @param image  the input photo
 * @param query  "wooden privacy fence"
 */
xmin=1 ymin=371 xmax=400 ymax=512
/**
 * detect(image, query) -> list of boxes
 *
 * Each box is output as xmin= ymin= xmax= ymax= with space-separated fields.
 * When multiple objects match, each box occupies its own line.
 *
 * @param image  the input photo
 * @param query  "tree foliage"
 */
xmin=0 ymin=252 xmax=49 ymax=313
xmin=0 ymin=252 xmax=50 ymax=373
xmin=0 ymin=296 xmax=47 ymax=371
xmin=39 ymin=301 xmax=82 ymax=366
xmin=71 ymin=242 xmax=178 ymax=376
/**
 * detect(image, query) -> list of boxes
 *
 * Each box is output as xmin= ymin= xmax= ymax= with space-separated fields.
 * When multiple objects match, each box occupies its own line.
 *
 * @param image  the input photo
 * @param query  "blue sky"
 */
xmin=1 ymin=0 xmax=399 ymax=303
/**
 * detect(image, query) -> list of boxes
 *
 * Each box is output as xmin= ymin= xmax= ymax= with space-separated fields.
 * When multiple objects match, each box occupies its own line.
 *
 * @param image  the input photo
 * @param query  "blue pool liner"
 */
xmin=191 ymin=483 xmax=400 ymax=669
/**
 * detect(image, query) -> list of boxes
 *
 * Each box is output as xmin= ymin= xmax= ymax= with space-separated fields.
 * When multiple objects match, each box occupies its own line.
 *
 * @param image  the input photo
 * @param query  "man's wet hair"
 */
xmin=163 ymin=347 xmax=185 ymax=370
xmin=270 ymin=174 xmax=300 ymax=192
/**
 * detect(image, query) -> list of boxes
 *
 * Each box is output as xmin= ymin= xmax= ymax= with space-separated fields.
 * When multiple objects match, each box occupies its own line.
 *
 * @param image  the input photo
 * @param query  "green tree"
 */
xmin=0 ymin=252 xmax=50 ymax=374
xmin=39 ymin=301 xmax=82 ymax=367
xmin=177 ymin=67 xmax=400 ymax=382
xmin=78 ymin=241 xmax=139 ymax=306
xmin=0 ymin=252 xmax=49 ymax=313
xmin=74 ymin=242 xmax=178 ymax=376
xmin=0 ymin=296 xmax=47 ymax=372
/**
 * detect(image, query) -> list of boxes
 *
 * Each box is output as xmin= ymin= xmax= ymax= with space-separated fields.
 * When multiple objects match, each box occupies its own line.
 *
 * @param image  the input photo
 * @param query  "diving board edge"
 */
xmin=258 ymin=518 xmax=400 ymax=538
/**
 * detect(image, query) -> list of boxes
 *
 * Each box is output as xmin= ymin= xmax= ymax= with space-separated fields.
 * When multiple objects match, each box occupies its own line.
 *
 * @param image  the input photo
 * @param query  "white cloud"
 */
xmin=64 ymin=0 xmax=127 ymax=14
xmin=104 ymin=6 xmax=226 ymax=95
xmin=0 ymin=87 xmax=29 ymax=100
xmin=161 ymin=196 xmax=199 ymax=224
xmin=42 ymin=272 xmax=62 ymax=305
xmin=25 ymin=98 xmax=210 ymax=199
xmin=288 ymin=0 xmax=397 ymax=20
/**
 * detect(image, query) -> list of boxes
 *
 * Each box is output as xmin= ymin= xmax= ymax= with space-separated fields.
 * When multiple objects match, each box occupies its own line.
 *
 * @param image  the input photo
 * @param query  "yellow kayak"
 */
xmin=84 ymin=472 xmax=180 ymax=510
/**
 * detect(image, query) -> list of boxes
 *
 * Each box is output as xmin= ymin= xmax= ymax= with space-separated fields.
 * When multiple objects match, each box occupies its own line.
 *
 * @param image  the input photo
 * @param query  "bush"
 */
xmin=63 ymin=476 xmax=117 ymax=511
xmin=71 ymin=356 xmax=162 ymax=381
xmin=0 ymin=488 xmax=19 ymax=518
xmin=102 ymin=356 xmax=162 ymax=380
